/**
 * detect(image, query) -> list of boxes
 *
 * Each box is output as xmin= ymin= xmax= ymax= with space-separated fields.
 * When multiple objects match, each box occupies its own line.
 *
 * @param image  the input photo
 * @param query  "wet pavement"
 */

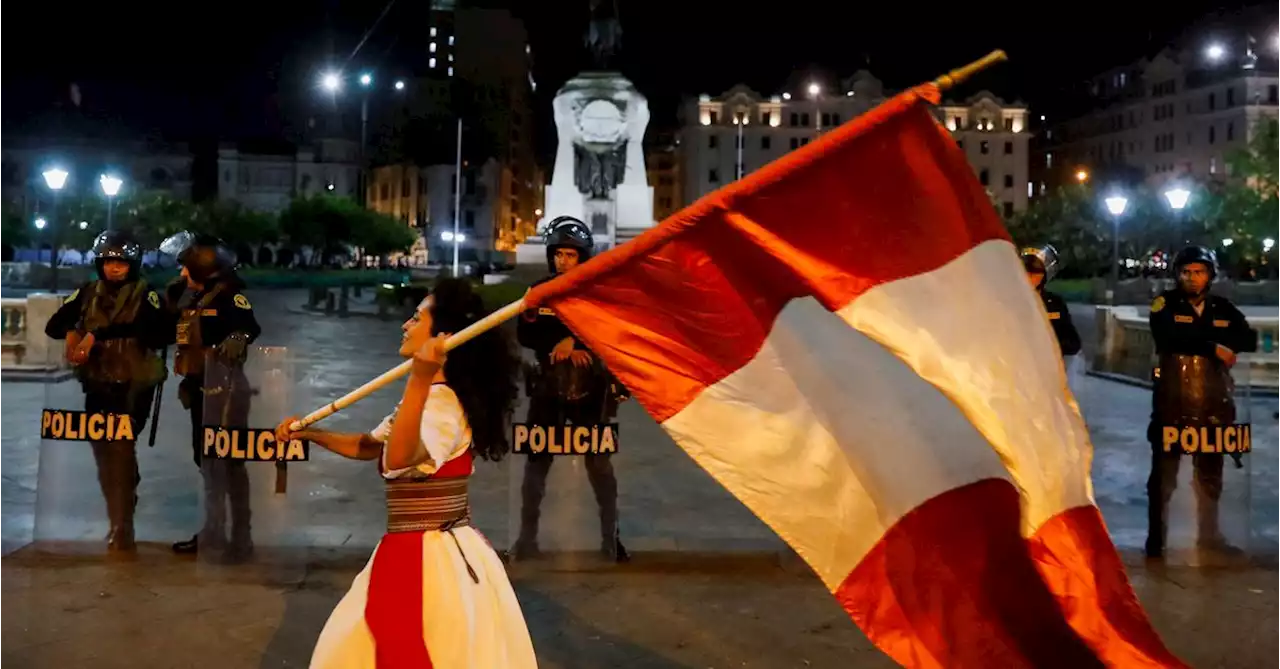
xmin=2 ymin=289 xmax=1276 ymax=668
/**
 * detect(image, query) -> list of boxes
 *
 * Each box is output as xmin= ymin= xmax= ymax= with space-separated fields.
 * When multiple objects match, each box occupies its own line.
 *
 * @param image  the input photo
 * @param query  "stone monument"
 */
xmin=516 ymin=0 xmax=656 ymax=265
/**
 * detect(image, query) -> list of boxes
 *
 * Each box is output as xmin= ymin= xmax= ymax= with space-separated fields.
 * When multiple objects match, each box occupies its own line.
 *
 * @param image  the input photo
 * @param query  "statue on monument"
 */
xmin=585 ymin=0 xmax=622 ymax=70
xmin=516 ymin=0 xmax=655 ymax=265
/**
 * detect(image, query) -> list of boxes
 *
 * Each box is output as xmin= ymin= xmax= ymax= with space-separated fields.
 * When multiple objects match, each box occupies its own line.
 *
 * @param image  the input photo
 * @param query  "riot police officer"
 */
xmin=513 ymin=216 xmax=630 ymax=562
xmin=160 ymin=232 xmax=262 ymax=562
xmin=44 ymin=230 xmax=169 ymax=553
xmin=1145 ymin=245 xmax=1256 ymax=558
xmin=1021 ymin=245 xmax=1081 ymax=357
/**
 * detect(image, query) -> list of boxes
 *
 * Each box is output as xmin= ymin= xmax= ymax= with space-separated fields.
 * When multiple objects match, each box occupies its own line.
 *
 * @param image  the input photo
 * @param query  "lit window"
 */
xmin=448 ymin=67 xmax=454 ymax=77
xmin=448 ymin=35 xmax=454 ymax=46
xmin=429 ymin=57 xmax=437 ymax=68
xmin=430 ymin=27 xmax=437 ymax=37
xmin=430 ymin=42 xmax=437 ymax=53
xmin=1026 ymin=181 xmax=1033 ymax=198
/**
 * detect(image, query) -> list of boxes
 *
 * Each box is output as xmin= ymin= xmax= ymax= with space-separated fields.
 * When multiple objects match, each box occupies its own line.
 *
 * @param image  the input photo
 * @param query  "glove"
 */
xmin=165 ymin=277 xmax=187 ymax=308
xmin=218 ymin=332 xmax=250 ymax=362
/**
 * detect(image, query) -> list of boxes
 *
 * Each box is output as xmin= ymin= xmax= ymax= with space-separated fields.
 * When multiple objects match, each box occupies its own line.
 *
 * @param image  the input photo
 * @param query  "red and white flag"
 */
xmin=525 ymin=84 xmax=1183 ymax=668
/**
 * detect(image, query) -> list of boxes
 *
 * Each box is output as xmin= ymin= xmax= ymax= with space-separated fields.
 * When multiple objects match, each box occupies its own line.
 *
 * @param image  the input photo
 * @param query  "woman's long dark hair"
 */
xmin=430 ymin=279 xmax=519 ymax=462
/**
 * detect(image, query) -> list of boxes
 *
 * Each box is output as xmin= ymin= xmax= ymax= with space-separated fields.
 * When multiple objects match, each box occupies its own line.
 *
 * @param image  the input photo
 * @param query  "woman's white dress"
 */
xmin=309 ymin=386 xmax=537 ymax=668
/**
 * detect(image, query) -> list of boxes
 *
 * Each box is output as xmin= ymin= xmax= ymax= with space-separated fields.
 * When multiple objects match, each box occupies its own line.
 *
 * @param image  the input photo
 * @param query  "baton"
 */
xmin=148 ymin=346 xmax=168 ymax=447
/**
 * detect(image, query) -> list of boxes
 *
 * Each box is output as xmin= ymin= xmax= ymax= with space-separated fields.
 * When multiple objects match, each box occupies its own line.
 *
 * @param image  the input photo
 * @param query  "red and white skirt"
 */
xmin=309 ymin=527 xmax=537 ymax=668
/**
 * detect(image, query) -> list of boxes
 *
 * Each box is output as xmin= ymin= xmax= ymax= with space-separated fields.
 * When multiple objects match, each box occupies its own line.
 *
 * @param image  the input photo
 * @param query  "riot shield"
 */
xmin=1152 ymin=361 xmax=1255 ymax=567
xmin=33 ymin=339 xmax=193 ymax=555
xmin=507 ymin=360 xmax=624 ymax=567
xmin=197 ymin=346 xmax=311 ymax=577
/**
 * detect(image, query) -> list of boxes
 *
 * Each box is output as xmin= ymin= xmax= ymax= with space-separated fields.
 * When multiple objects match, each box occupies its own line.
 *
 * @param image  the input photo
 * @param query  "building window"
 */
xmin=1046 ymin=152 xmax=1053 ymax=169
xmin=957 ymin=139 xmax=964 ymax=150
xmin=952 ymin=115 xmax=964 ymax=130
xmin=761 ymin=136 xmax=771 ymax=149
xmin=709 ymin=111 xmax=719 ymax=125
xmin=979 ymin=169 xmax=990 ymax=186
xmin=801 ymin=113 xmax=810 ymax=126
xmin=1210 ymin=157 xmax=1218 ymax=174
xmin=1002 ymin=202 xmax=1014 ymax=218
xmin=1209 ymin=126 xmax=1216 ymax=144
xmin=831 ymin=114 xmax=841 ymax=125
xmin=790 ymin=112 xmax=800 ymax=127
xmin=1003 ymin=141 xmax=1013 ymax=155
xmin=980 ymin=141 xmax=990 ymax=155
xmin=790 ymin=137 xmax=800 ymax=150
xmin=801 ymin=137 xmax=810 ymax=145
xmin=1227 ymin=122 xmax=1235 ymax=142
xmin=709 ymin=135 xmax=718 ymax=148
xmin=709 ymin=169 xmax=719 ymax=183
xmin=762 ymin=111 xmax=772 ymax=126
xmin=1269 ymin=85 xmax=1279 ymax=104
xmin=464 ymin=209 xmax=475 ymax=229
xmin=1004 ymin=118 xmax=1014 ymax=131
xmin=1226 ymin=88 xmax=1235 ymax=107
xmin=1003 ymin=174 xmax=1013 ymax=188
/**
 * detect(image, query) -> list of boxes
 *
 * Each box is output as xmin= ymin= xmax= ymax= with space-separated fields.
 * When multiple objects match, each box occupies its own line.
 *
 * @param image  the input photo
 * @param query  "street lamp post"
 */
xmin=452 ymin=118 xmax=463 ymax=277
xmin=42 ymin=168 xmax=69 ymax=292
xmin=100 ymin=174 xmax=123 ymax=230
xmin=358 ymin=72 xmax=372 ymax=206
xmin=1163 ymin=186 xmax=1190 ymax=253
xmin=808 ymin=82 xmax=822 ymax=136
xmin=1104 ymin=194 xmax=1128 ymax=304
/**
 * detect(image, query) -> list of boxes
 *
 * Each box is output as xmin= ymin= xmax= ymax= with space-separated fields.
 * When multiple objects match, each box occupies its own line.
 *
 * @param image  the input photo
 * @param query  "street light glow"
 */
xmin=1104 ymin=195 xmax=1128 ymax=216
xmin=34 ymin=217 xmax=47 ymax=230
xmin=321 ymin=72 xmax=341 ymax=92
xmin=394 ymin=80 xmax=405 ymax=91
xmin=781 ymin=92 xmax=792 ymax=101
xmin=1222 ymin=238 xmax=1234 ymax=247
xmin=534 ymin=208 xmax=543 ymax=217
xmin=1074 ymin=169 xmax=1089 ymax=183
xmin=43 ymin=168 xmax=69 ymax=191
xmin=807 ymin=83 xmax=821 ymax=97
xmin=99 ymin=174 xmax=123 ymax=197
xmin=1163 ymin=187 xmax=1191 ymax=210
xmin=359 ymin=73 xmax=372 ymax=87
xmin=1206 ymin=43 xmax=1226 ymax=61
xmin=78 ymin=221 xmax=89 ymax=230
xmin=1264 ymin=237 xmax=1276 ymax=251
xmin=441 ymin=231 xmax=467 ymax=243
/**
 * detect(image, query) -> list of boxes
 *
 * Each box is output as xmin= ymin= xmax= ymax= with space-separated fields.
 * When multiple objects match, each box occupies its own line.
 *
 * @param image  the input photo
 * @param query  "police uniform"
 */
xmin=1145 ymin=246 xmax=1256 ymax=558
xmin=160 ymin=232 xmax=262 ymax=561
xmin=1022 ymin=245 xmax=1081 ymax=356
xmin=513 ymin=217 xmax=630 ymax=561
xmin=43 ymin=231 xmax=169 ymax=552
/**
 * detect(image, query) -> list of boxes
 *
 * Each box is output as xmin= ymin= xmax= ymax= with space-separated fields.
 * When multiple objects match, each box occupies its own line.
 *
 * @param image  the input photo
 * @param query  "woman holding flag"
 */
xmin=277 ymin=280 xmax=536 ymax=668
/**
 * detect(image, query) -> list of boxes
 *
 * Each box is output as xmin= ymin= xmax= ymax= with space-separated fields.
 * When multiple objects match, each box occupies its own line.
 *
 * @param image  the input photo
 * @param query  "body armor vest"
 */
xmin=174 ymin=283 xmax=227 ymax=377
xmin=77 ymin=280 xmax=164 ymax=389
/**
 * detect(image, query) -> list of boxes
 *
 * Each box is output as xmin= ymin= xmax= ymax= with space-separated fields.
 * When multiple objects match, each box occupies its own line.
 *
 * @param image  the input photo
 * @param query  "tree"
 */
xmin=194 ymin=201 xmax=278 ymax=247
xmin=279 ymin=195 xmax=416 ymax=265
xmin=1201 ymin=117 xmax=1279 ymax=268
xmin=1006 ymin=185 xmax=1112 ymax=278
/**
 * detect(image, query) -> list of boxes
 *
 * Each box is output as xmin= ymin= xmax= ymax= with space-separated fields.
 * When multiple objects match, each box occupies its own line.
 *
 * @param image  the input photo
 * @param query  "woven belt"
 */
xmin=385 ymin=477 xmax=471 ymax=534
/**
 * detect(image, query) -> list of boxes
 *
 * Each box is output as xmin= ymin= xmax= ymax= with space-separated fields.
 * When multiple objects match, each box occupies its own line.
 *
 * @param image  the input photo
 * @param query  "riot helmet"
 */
xmin=544 ymin=216 xmax=594 ymax=273
xmin=160 ymin=231 xmax=237 ymax=284
xmin=91 ymin=230 xmax=142 ymax=282
xmin=1172 ymin=245 xmax=1218 ymax=297
xmin=1020 ymin=244 xmax=1061 ymax=287
xmin=1172 ymin=245 xmax=1218 ymax=279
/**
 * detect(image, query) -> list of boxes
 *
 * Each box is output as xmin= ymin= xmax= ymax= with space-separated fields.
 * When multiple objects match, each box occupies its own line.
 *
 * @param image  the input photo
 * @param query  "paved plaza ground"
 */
xmin=3 ymin=291 xmax=1277 ymax=668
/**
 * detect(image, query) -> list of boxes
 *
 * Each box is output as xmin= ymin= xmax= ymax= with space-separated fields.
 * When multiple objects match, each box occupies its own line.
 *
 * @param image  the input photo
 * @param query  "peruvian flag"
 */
xmin=525 ymin=84 xmax=1183 ymax=667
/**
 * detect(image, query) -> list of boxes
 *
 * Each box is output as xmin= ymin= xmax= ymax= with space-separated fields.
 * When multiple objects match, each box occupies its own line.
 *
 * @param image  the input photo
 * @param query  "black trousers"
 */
xmin=1146 ymin=435 xmax=1225 ymax=549
xmin=517 ymin=397 xmax=619 ymax=548
xmin=84 ymin=386 xmax=153 ymax=537
xmin=182 ymin=377 xmax=252 ymax=547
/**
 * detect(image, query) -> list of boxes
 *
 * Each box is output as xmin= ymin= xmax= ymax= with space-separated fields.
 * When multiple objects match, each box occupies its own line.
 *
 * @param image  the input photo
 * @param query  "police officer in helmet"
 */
xmin=44 ymin=230 xmax=169 ymax=553
xmin=1145 ymin=245 xmax=1256 ymax=558
xmin=1021 ymin=245 xmax=1081 ymax=357
xmin=160 ymin=232 xmax=262 ymax=562
xmin=513 ymin=216 xmax=631 ymax=562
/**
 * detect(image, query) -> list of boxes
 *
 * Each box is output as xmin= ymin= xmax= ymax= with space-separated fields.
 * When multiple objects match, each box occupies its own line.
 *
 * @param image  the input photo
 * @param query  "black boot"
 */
xmin=172 ymin=534 xmax=199 ymax=554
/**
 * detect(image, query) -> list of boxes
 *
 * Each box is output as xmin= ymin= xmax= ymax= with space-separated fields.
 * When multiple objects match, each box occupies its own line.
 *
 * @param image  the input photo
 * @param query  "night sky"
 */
xmin=3 ymin=0 xmax=1270 ymax=154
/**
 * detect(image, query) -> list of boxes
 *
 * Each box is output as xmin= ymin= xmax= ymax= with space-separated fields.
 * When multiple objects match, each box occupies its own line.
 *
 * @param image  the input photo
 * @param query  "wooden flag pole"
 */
xmin=933 ymin=50 xmax=1008 ymax=91
xmin=289 ymin=51 xmax=1011 ymax=432
xmin=288 ymin=298 xmax=526 ymax=431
